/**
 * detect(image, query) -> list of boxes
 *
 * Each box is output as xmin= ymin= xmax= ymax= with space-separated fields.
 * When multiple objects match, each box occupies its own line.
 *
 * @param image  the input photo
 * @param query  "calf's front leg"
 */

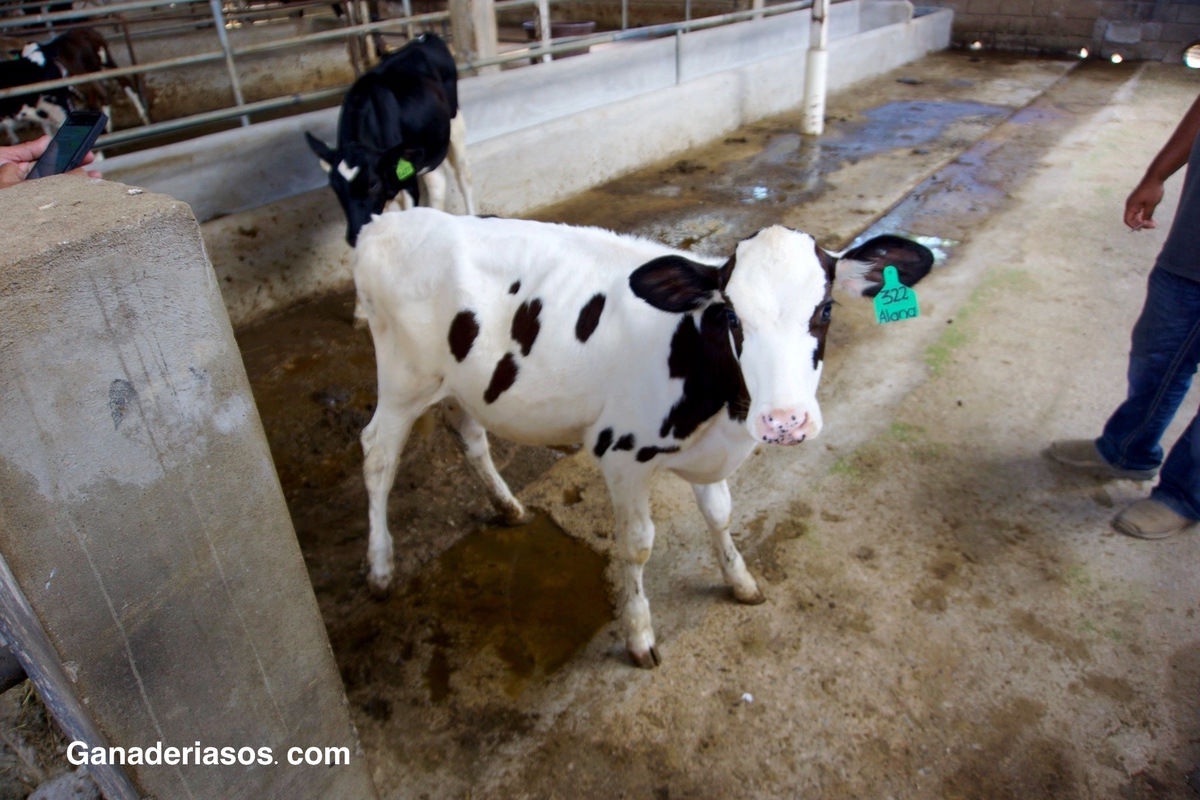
xmin=602 ymin=467 xmax=661 ymax=668
xmin=692 ymin=481 xmax=764 ymax=604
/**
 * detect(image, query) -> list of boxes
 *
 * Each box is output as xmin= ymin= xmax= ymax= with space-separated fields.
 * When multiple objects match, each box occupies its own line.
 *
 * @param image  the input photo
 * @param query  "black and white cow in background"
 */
xmin=1 ymin=38 xmax=71 ymax=143
xmin=34 ymin=28 xmax=149 ymax=131
xmin=1 ymin=27 xmax=149 ymax=143
xmin=305 ymin=32 xmax=474 ymax=248
xmin=352 ymin=207 xmax=933 ymax=668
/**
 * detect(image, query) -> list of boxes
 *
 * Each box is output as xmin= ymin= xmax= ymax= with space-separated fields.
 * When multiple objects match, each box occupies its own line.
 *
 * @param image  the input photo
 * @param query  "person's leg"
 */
xmin=1150 ymin=416 xmax=1200 ymax=519
xmin=1096 ymin=268 xmax=1200 ymax=472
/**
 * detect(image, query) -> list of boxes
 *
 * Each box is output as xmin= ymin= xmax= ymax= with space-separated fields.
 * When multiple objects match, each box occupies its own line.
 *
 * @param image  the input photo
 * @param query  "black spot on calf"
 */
xmin=637 ymin=445 xmax=680 ymax=463
xmin=659 ymin=303 xmax=751 ymax=440
xmin=614 ymin=434 xmax=636 ymax=451
xmin=448 ymin=310 xmax=480 ymax=362
xmin=809 ymin=299 xmax=834 ymax=369
xmin=575 ymin=293 xmax=606 ymax=343
xmin=484 ymin=353 xmax=519 ymax=403
xmin=594 ymin=427 xmax=614 ymax=458
xmin=508 ymin=281 xmax=521 ymax=295
xmin=511 ymin=298 xmax=542 ymax=357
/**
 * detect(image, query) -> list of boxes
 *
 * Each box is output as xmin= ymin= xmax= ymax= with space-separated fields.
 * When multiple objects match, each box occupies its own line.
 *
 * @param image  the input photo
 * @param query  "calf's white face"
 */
xmin=724 ymin=227 xmax=835 ymax=446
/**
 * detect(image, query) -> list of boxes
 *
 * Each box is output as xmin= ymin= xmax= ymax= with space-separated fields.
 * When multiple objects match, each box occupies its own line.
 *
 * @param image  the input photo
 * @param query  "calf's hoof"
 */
xmin=732 ymin=584 xmax=766 ymax=605
xmin=627 ymin=644 xmax=662 ymax=669
xmin=495 ymin=501 xmax=533 ymax=527
xmin=366 ymin=572 xmax=393 ymax=600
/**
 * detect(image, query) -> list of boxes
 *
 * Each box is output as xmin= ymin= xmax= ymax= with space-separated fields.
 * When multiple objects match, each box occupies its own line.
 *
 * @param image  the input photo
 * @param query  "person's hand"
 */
xmin=1124 ymin=175 xmax=1166 ymax=231
xmin=0 ymin=135 xmax=100 ymax=190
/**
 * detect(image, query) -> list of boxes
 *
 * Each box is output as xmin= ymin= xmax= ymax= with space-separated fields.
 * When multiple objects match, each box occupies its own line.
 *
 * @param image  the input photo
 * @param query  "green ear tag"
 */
xmin=874 ymin=265 xmax=920 ymax=324
xmin=395 ymin=158 xmax=415 ymax=182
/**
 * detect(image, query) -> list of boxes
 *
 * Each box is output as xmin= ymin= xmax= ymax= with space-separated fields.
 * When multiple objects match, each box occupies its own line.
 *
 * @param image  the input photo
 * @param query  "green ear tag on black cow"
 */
xmin=395 ymin=158 xmax=415 ymax=182
xmin=874 ymin=265 xmax=920 ymax=324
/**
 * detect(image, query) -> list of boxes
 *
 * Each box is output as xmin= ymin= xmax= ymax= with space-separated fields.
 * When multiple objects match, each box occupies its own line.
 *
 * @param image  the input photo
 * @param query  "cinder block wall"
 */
xmin=917 ymin=0 xmax=1198 ymax=62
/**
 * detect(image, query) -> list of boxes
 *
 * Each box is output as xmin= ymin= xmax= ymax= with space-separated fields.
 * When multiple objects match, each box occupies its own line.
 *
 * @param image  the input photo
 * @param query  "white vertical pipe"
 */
xmin=536 ymin=0 xmax=552 ymax=63
xmin=675 ymin=29 xmax=682 ymax=84
xmin=801 ymin=0 xmax=828 ymax=135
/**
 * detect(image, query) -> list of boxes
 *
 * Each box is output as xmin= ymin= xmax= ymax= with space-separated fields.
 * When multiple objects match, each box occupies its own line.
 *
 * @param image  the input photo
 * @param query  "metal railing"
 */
xmin=1 ymin=0 xmax=821 ymax=151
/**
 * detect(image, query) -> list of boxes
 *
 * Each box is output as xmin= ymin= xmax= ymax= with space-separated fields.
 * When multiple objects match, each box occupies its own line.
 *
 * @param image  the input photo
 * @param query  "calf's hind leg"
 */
xmin=361 ymin=367 xmax=440 ymax=597
xmin=441 ymin=398 xmax=530 ymax=525
xmin=419 ymin=166 xmax=447 ymax=212
xmin=692 ymin=481 xmax=764 ymax=604
xmin=446 ymin=113 xmax=476 ymax=215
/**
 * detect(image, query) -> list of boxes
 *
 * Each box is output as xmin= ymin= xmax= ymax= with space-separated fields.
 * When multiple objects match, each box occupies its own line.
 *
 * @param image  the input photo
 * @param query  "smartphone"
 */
xmin=27 ymin=111 xmax=107 ymax=180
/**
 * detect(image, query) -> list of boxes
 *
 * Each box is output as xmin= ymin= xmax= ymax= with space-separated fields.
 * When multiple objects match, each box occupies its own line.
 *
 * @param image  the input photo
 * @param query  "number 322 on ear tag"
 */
xmin=874 ymin=265 xmax=921 ymax=325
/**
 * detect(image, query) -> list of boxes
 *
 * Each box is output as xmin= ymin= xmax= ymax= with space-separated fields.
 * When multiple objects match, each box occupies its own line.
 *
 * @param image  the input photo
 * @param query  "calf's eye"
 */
xmin=725 ymin=307 xmax=740 ymax=329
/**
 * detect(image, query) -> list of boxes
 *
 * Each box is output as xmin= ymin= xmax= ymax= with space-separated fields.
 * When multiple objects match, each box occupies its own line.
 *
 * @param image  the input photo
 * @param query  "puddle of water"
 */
xmin=686 ymin=100 xmax=1012 ymax=213
xmin=825 ymin=100 xmax=1008 ymax=162
xmin=405 ymin=510 xmax=612 ymax=700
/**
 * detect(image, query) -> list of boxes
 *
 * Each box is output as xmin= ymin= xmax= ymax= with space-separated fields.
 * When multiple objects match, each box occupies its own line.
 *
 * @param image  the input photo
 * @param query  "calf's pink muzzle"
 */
xmin=754 ymin=409 xmax=820 ymax=445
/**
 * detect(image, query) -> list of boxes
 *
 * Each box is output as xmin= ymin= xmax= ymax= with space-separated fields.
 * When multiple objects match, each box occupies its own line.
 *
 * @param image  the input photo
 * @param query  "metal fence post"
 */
xmin=208 ymin=0 xmax=250 ymax=127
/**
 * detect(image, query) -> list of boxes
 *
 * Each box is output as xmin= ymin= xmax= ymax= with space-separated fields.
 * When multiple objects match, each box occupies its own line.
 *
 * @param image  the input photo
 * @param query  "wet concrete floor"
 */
xmin=229 ymin=50 xmax=1164 ymax=797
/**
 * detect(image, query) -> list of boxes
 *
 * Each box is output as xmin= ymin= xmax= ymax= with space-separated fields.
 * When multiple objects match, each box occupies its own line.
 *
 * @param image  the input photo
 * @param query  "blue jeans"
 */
xmin=1097 ymin=267 xmax=1200 ymax=520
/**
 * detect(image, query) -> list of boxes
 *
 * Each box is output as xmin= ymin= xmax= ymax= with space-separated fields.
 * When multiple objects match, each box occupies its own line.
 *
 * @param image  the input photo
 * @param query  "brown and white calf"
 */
xmin=3 ymin=28 xmax=149 ymax=143
xmin=35 ymin=28 xmax=150 ymax=131
xmin=354 ymin=208 xmax=932 ymax=668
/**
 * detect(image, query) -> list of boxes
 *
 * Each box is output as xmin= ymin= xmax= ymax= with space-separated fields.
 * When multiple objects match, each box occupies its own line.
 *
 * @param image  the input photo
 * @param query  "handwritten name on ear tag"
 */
xmin=874 ymin=265 xmax=921 ymax=324
xmin=395 ymin=158 xmax=416 ymax=182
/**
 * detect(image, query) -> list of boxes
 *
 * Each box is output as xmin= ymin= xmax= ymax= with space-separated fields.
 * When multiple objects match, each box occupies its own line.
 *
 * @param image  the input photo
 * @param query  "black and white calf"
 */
xmin=305 ymin=33 xmax=474 ymax=247
xmin=1 ymin=41 xmax=71 ymax=143
xmin=353 ymin=208 xmax=933 ymax=668
xmin=1 ymin=27 xmax=149 ymax=143
xmin=34 ymin=28 xmax=149 ymax=131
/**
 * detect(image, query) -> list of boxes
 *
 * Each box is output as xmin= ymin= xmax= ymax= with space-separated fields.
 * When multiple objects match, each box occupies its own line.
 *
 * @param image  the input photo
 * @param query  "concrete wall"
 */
xmin=469 ymin=1 xmax=949 ymax=216
xmin=0 ymin=177 xmax=377 ymax=799
xmin=918 ymin=0 xmax=1198 ymax=62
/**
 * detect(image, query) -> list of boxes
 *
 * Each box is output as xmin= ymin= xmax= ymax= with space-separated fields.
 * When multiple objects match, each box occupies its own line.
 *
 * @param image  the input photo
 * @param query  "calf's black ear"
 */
xmin=630 ymin=255 xmax=721 ymax=313
xmin=839 ymin=235 xmax=934 ymax=298
xmin=304 ymin=132 xmax=337 ymax=167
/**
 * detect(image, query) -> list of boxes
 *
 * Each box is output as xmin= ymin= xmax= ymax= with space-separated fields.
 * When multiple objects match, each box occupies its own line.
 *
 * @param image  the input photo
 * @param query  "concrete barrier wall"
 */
xmin=0 ymin=178 xmax=377 ymax=799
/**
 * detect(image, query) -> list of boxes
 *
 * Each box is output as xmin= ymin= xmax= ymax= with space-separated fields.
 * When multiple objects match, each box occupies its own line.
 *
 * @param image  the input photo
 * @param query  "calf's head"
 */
xmin=304 ymin=133 xmax=423 ymax=247
xmin=631 ymin=227 xmax=932 ymax=447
